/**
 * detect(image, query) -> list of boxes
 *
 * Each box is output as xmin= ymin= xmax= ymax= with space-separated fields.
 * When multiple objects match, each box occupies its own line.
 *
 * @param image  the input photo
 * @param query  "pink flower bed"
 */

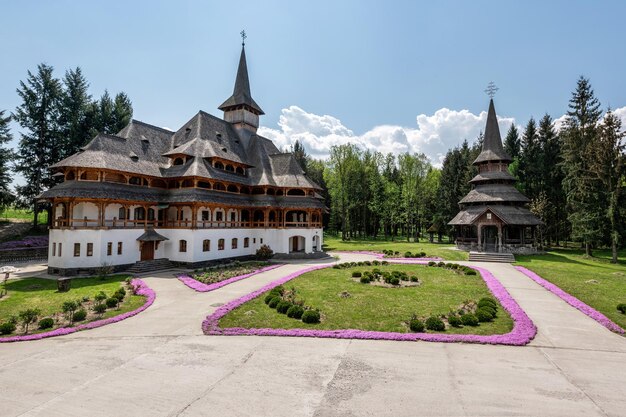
xmin=514 ymin=266 xmax=625 ymax=334
xmin=203 ymin=264 xmax=537 ymax=346
xmin=0 ymin=278 xmax=156 ymax=343
xmin=177 ymin=264 xmax=283 ymax=292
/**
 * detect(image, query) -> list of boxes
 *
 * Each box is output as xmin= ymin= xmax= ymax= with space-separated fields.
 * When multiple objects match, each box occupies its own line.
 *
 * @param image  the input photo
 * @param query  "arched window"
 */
xmin=231 ymin=238 xmax=238 ymax=249
xmin=129 ymin=176 xmax=142 ymax=185
xmin=173 ymin=157 xmax=184 ymax=165
xmin=287 ymin=188 xmax=306 ymax=196
xmin=230 ymin=211 xmax=236 ymax=222
xmin=134 ymin=207 xmax=145 ymax=220
xmin=214 ymin=161 xmax=224 ymax=170
xmin=203 ymin=239 xmax=210 ymax=252
xmin=227 ymin=184 xmax=238 ymax=193
xmin=213 ymin=182 xmax=226 ymax=191
xmin=266 ymin=188 xmax=275 ymax=195
xmin=147 ymin=208 xmax=155 ymax=221
xmin=244 ymin=237 xmax=249 ymax=248
xmin=225 ymin=164 xmax=234 ymax=172
xmin=118 ymin=207 xmax=127 ymax=220
xmin=65 ymin=171 xmax=75 ymax=181
xmin=179 ymin=240 xmax=187 ymax=252
xmin=218 ymin=239 xmax=225 ymax=250
xmin=236 ymin=167 xmax=244 ymax=175
xmin=198 ymin=181 xmax=211 ymax=189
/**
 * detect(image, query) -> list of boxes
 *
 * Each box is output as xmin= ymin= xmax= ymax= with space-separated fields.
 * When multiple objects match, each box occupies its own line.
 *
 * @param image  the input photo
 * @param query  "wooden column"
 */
xmin=143 ymin=204 xmax=148 ymax=229
xmin=191 ymin=205 xmax=198 ymax=229
xmin=176 ymin=206 xmax=181 ymax=228
xmin=68 ymin=201 xmax=74 ymax=228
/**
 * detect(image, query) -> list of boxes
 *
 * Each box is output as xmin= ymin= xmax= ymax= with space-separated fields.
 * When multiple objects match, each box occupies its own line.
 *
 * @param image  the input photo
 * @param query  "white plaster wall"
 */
xmin=48 ymin=227 xmax=324 ymax=269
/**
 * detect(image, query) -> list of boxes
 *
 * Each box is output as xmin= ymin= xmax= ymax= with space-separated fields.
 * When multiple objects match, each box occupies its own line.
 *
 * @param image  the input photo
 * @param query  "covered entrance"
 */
xmin=136 ymin=228 xmax=169 ymax=261
xmin=289 ymin=236 xmax=305 ymax=253
xmin=482 ymin=226 xmax=498 ymax=253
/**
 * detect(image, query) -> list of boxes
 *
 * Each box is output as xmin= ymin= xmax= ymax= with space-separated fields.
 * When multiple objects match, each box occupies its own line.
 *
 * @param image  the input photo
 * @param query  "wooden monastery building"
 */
xmin=448 ymin=99 xmax=543 ymax=254
xmin=40 ymin=44 xmax=325 ymax=275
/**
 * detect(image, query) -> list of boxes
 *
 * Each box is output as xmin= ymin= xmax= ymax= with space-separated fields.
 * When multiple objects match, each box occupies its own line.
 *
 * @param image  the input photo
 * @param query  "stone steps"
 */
xmin=127 ymin=258 xmax=175 ymax=274
xmin=468 ymin=251 xmax=515 ymax=263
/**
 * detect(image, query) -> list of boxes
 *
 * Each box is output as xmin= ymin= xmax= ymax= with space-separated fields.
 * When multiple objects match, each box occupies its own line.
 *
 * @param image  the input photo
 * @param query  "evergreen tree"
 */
xmin=58 ymin=67 xmax=92 ymax=158
xmin=560 ymin=76 xmax=604 ymax=255
xmin=518 ymin=117 xmax=541 ymax=200
xmin=291 ymin=140 xmax=308 ymax=172
xmin=590 ymin=110 xmax=625 ymax=263
xmin=0 ymin=110 xmax=14 ymax=210
xmin=13 ymin=63 xmax=62 ymax=226
xmin=504 ymin=123 xmax=521 ymax=159
xmin=111 ymin=92 xmax=133 ymax=133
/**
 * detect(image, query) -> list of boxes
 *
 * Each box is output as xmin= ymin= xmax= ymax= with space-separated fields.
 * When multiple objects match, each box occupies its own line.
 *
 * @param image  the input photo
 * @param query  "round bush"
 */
xmin=357 ymin=262 xmax=364 ymax=266
xmin=427 ymin=261 xmax=436 ymax=266
xmin=372 ymin=260 xmax=380 ymax=266
xmin=360 ymin=276 xmax=370 ymax=284
xmin=478 ymin=298 xmax=497 ymax=309
xmin=301 ymin=310 xmax=321 ymax=324
xmin=447 ymin=314 xmax=462 ymax=328
xmin=268 ymin=296 xmax=281 ymax=309
xmin=264 ymin=294 xmax=275 ymax=304
xmin=461 ymin=313 xmax=479 ymax=326
xmin=617 ymin=303 xmax=626 ymax=314
xmin=364 ymin=261 xmax=372 ymax=266
xmin=287 ymin=305 xmax=304 ymax=319
xmin=479 ymin=305 xmax=497 ymax=318
xmin=437 ymin=261 xmax=446 ymax=267
xmin=381 ymin=261 xmax=389 ymax=265
xmin=276 ymin=301 xmax=292 ymax=314
xmin=410 ymin=276 xmax=419 ymax=282
xmin=332 ymin=264 xmax=341 ymax=269
xmin=352 ymin=271 xmax=362 ymax=278
xmin=106 ymin=297 xmax=119 ymax=308
xmin=93 ymin=303 xmax=107 ymax=314
xmin=73 ymin=309 xmax=87 ymax=322
xmin=404 ymin=251 xmax=412 ymax=258
xmin=113 ymin=292 xmax=125 ymax=302
xmin=419 ymin=252 xmax=426 ymax=257
xmin=38 ymin=317 xmax=54 ymax=330
xmin=390 ymin=277 xmax=400 ymax=286
xmin=116 ymin=287 xmax=126 ymax=297
xmin=0 ymin=322 xmax=16 ymax=335
xmin=272 ymin=285 xmax=285 ymax=295
xmin=409 ymin=319 xmax=424 ymax=332
xmin=476 ymin=308 xmax=494 ymax=322
xmin=464 ymin=269 xmax=477 ymax=276
xmin=425 ymin=316 xmax=445 ymax=331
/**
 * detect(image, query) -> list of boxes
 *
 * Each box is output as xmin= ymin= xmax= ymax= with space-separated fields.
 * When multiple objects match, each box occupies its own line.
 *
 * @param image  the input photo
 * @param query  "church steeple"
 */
xmin=473 ymin=98 xmax=512 ymax=165
xmin=219 ymin=40 xmax=264 ymax=132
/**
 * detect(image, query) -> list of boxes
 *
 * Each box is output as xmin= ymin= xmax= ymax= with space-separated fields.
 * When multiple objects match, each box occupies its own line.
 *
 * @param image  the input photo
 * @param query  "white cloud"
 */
xmin=259 ymin=105 xmax=516 ymax=167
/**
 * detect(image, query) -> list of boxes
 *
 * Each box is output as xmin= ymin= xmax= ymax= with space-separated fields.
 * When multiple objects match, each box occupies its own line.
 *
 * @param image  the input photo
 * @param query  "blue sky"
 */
xmin=2 ymin=0 xmax=626 ymax=165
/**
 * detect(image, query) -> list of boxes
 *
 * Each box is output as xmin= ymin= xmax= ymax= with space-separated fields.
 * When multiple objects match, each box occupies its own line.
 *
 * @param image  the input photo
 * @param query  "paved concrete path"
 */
xmin=1 ymin=254 xmax=625 ymax=417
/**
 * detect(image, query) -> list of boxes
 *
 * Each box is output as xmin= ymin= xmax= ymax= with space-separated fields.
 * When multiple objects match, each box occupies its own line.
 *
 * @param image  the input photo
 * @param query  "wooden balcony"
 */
xmin=52 ymin=218 xmax=322 ymax=230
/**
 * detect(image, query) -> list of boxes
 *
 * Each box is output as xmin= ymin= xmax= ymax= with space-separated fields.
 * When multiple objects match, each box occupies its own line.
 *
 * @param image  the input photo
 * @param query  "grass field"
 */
xmin=516 ymin=248 xmax=626 ymax=330
xmin=0 ymin=275 xmax=144 ymax=336
xmin=322 ymin=235 xmax=467 ymax=261
xmin=0 ymin=208 xmax=48 ymax=223
xmin=220 ymin=264 xmax=513 ymax=335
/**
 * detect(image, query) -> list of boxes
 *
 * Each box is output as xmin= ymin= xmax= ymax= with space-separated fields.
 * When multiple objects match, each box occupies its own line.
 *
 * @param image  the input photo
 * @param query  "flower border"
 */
xmin=0 ymin=278 xmax=156 ymax=343
xmin=177 ymin=264 xmax=282 ymax=292
xmin=333 ymin=250 xmax=443 ymax=262
xmin=514 ymin=266 xmax=625 ymax=334
xmin=203 ymin=263 xmax=537 ymax=345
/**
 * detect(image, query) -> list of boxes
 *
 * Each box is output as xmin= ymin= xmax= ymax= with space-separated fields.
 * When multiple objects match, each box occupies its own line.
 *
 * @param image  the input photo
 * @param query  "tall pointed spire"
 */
xmin=219 ymin=45 xmax=264 ymax=115
xmin=473 ymin=99 xmax=512 ymax=164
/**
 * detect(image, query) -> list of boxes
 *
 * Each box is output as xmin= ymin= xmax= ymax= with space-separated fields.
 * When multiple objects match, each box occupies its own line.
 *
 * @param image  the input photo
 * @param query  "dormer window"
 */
xmin=173 ymin=157 xmax=184 ymax=166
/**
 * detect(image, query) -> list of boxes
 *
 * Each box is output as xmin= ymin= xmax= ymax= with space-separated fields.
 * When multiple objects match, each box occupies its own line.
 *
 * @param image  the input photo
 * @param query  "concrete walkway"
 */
xmin=1 ymin=254 xmax=625 ymax=416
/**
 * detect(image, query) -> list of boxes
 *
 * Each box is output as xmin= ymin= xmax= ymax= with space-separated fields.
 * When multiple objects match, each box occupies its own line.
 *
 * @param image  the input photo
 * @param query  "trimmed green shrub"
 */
xmin=478 ymin=298 xmax=497 ymax=309
xmin=264 ymin=294 xmax=275 ymax=304
xmin=461 ymin=313 xmax=479 ymax=326
xmin=116 ymin=287 xmax=127 ymax=297
xmin=94 ymin=291 xmax=107 ymax=303
xmin=38 ymin=317 xmax=54 ymax=330
xmin=352 ymin=271 xmax=362 ymax=278
xmin=255 ymin=244 xmax=274 ymax=260
xmin=447 ymin=314 xmax=462 ymax=327
xmin=410 ymin=276 xmax=419 ymax=282
xmin=93 ymin=303 xmax=107 ymax=314
xmin=476 ymin=308 xmax=494 ymax=322
xmin=0 ymin=322 xmax=16 ymax=335
xmin=332 ymin=264 xmax=341 ymax=269
xmin=73 ymin=309 xmax=87 ymax=322
xmin=287 ymin=305 xmax=304 ymax=319
xmin=106 ymin=297 xmax=119 ymax=308
xmin=428 ymin=261 xmax=436 ymax=266
xmin=364 ymin=261 xmax=372 ymax=266
xmin=479 ymin=305 xmax=497 ymax=318
xmin=301 ymin=310 xmax=321 ymax=324
xmin=272 ymin=285 xmax=285 ymax=295
xmin=419 ymin=252 xmax=426 ymax=257
xmin=276 ymin=301 xmax=292 ymax=314
xmin=390 ymin=277 xmax=400 ymax=286
xmin=372 ymin=260 xmax=380 ymax=266
xmin=617 ymin=303 xmax=626 ymax=314
xmin=409 ymin=319 xmax=424 ymax=332
xmin=381 ymin=260 xmax=389 ymax=265
xmin=360 ymin=276 xmax=370 ymax=284
xmin=268 ymin=296 xmax=281 ymax=309
xmin=357 ymin=261 xmax=364 ymax=266
xmin=425 ymin=316 xmax=445 ymax=331
xmin=437 ymin=261 xmax=445 ymax=267
xmin=404 ymin=251 xmax=412 ymax=258
xmin=113 ymin=292 xmax=125 ymax=302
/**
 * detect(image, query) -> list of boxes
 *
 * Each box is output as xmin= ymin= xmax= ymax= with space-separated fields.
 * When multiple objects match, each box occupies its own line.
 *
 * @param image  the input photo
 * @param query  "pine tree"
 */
xmin=0 ymin=110 xmax=14 ymax=210
xmin=58 ymin=67 xmax=92 ymax=158
xmin=560 ymin=76 xmax=604 ymax=255
xmin=590 ymin=110 xmax=625 ymax=263
xmin=518 ymin=117 xmax=541 ymax=200
xmin=111 ymin=92 xmax=133 ymax=133
xmin=291 ymin=140 xmax=308 ymax=172
xmin=13 ymin=63 xmax=62 ymax=227
xmin=504 ymin=123 xmax=521 ymax=159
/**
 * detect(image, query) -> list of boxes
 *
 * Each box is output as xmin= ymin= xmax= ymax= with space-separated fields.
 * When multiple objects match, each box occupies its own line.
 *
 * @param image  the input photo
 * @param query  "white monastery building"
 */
xmin=40 ymin=43 xmax=325 ymax=275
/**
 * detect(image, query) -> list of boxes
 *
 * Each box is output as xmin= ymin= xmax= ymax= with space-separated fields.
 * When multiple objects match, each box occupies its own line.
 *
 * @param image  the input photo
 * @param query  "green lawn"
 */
xmin=220 ymin=264 xmax=513 ymax=335
xmin=0 ymin=208 xmax=48 ymax=223
xmin=323 ymin=235 xmax=467 ymax=261
xmin=515 ymin=248 xmax=626 ymax=330
xmin=0 ymin=275 xmax=144 ymax=336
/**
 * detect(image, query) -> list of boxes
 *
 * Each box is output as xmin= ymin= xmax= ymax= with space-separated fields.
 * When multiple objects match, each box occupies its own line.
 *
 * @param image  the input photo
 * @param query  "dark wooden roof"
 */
xmin=218 ymin=46 xmax=264 ymax=115
xmin=459 ymin=184 xmax=530 ymax=204
xmin=448 ymin=205 xmax=543 ymax=226
xmin=469 ymin=170 xmax=516 ymax=183
xmin=137 ymin=229 xmax=169 ymax=241
xmin=473 ymin=99 xmax=512 ymax=165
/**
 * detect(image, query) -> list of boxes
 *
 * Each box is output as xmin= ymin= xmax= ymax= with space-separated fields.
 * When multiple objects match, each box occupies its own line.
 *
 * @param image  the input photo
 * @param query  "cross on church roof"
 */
xmin=240 ymin=30 xmax=247 ymax=46
xmin=485 ymin=81 xmax=499 ymax=99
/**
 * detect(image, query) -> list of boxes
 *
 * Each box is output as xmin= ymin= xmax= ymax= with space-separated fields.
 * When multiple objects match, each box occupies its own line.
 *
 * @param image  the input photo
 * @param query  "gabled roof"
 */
xmin=473 ymin=99 xmax=512 ymax=165
xmin=218 ymin=47 xmax=264 ymax=115
xmin=448 ymin=205 xmax=543 ymax=226
xmin=137 ymin=229 xmax=169 ymax=242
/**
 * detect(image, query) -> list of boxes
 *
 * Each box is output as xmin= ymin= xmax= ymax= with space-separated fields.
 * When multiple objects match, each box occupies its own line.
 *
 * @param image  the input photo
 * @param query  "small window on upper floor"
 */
xmin=173 ymin=157 xmax=184 ymax=165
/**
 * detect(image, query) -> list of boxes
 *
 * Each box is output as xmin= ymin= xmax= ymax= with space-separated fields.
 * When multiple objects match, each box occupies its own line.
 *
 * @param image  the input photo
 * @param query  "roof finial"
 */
xmin=240 ymin=29 xmax=247 ymax=46
xmin=484 ymin=81 xmax=499 ymax=99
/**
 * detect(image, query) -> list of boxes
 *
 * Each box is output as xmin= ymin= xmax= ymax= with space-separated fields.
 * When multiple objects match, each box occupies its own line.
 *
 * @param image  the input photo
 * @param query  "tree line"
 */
xmin=294 ymin=77 xmax=625 ymax=262
xmin=0 ymin=63 xmax=133 ymax=225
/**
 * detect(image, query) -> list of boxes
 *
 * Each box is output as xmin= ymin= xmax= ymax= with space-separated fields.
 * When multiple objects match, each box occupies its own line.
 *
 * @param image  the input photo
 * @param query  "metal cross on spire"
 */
xmin=240 ymin=30 xmax=247 ymax=46
xmin=484 ymin=81 xmax=499 ymax=99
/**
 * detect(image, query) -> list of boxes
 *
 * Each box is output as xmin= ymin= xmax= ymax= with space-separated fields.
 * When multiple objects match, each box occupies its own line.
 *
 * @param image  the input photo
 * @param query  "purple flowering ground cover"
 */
xmin=0 ymin=278 xmax=155 ymax=343
xmin=178 ymin=264 xmax=282 ymax=292
xmin=205 ymin=263 xmax=536 ymax=345
xmin=0 ymin=235 xmax=49 ymax=250
xmin=515 ymin=266 xmax=624 ymax=334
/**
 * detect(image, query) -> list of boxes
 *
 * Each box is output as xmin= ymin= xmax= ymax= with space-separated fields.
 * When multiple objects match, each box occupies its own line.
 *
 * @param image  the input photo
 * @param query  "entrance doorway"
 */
xmin=483 ymin=226 xmax=497 ymax=252
xmin=290 ymin=236 xmax=305 ymax=253
xmin=140 ymin=241 xmax=155 ymax=261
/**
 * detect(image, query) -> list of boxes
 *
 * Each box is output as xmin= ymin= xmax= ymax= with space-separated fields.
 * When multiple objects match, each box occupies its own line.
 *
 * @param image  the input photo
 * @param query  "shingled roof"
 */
xmin=473 ymin=99 xmax=512 ymax=165
xmin=448 ymin=205 xmax=543 ymax=226
xmin=218 ymin=46 xmax=264 ymax=115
